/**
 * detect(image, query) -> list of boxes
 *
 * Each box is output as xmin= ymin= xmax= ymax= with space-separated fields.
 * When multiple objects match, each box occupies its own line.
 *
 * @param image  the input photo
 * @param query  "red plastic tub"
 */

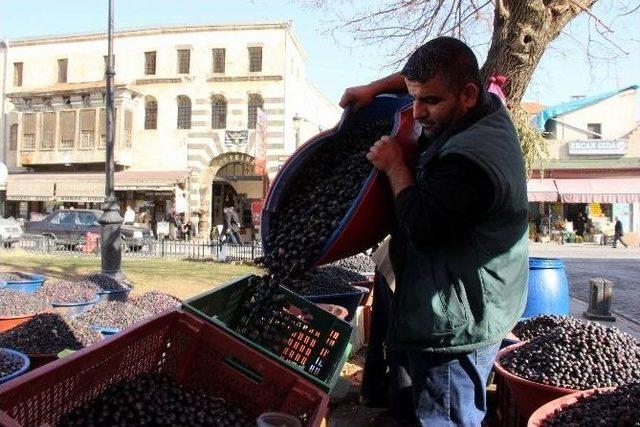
xmin=0 ymin=314 xmax=37 ymax=333
xmin=262 ymin=95 xmax=420 ymax=267
xmin=0 ymin=309 xmax=328 ymax=427
xmin=493 ymin=342 xmax=580 ymax=420
xmin=527 ymin=387 xmax=614 ymax=426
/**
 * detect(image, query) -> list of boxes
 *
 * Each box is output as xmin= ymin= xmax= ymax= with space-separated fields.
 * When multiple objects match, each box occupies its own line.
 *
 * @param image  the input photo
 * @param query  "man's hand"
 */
xmin=367 ymin=136 xmax=414 ymax=196
xmin=339 ymin=85 xmax=376 ymax=110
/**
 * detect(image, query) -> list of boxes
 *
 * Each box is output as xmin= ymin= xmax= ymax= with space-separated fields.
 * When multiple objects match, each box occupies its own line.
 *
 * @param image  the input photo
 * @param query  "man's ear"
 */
xmin=459 ymin=83 xmax=479 ymax=109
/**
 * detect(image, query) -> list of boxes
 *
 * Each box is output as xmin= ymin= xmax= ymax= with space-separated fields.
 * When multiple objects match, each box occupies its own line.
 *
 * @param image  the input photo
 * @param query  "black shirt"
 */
xmin=394 ymin=153 xmax=495 ymax=249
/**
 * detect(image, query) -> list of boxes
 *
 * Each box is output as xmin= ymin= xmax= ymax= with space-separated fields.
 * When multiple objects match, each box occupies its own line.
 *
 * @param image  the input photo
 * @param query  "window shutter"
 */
xmin=41 ymin=112 xmax=56 ymax=149
xmin=59 ymin=111 xmax=76 ymax=149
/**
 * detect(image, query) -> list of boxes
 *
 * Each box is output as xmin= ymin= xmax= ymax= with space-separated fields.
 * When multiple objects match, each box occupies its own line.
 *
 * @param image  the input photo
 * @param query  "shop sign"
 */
xmin=251 ymin=200 xmax=262 ymax=226
xmin=588 ymin=202 xmax=602 ymax=217
xmin=568 ymin=139 xmax=628 ymax=155
xmin=225 ymin=130 xmax=248 ymax=146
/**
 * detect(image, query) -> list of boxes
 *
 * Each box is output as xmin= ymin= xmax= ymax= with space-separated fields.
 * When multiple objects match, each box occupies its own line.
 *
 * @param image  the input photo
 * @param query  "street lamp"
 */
xmin=100 ymin=0 xmax=123 ymax=279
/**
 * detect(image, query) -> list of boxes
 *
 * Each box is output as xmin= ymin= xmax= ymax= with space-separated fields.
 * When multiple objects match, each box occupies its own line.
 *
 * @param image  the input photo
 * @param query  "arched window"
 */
xmin=217 ymin=162 xmax=253 ymax=178
xmin=211 ymin=95 xmax=227 ymax=129
xmin=247 ymin=94 xmax=263 ymax=129
xmin=144 ymin=96 xmax=158 ymax=129
xmin=9 ymin=124 xmax=18 ymax=150
xmin=177 ymin=95 xmax=191 ymax=129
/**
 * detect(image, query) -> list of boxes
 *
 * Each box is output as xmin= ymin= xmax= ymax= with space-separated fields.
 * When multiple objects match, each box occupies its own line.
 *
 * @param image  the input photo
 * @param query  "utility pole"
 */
xmin=100 ymin=0 xmax=123 ymax=278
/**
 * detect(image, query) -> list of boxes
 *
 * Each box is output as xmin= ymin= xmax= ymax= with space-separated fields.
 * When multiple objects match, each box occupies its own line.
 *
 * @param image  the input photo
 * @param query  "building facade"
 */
xmin=528 ymin=85 xmax=640 ymax=243
xmin=0 ymin=22 xmax=341 ymax=239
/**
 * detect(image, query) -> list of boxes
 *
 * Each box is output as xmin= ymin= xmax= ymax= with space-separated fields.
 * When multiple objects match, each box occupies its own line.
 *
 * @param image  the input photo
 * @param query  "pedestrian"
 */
xmin=170 ymin=210 xmax=183 ymax=240
xmin=576 ymin=211 xmax=585 ymax=237
xmin=223 ymin=206 xmax=243 ymax=245
xmin=613 ymin=216 xmax=628 ymax=248
xmin=182 ymin=220 xmax=194 ymax=241
xmin=341 ymin=37 xmax=529 ymax=426
xmin=123 ymin=205 xmax=135 ymax=226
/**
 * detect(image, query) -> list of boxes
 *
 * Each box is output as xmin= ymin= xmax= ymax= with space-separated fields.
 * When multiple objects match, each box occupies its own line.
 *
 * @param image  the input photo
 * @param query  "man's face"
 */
xmin=405 ymin=74 xmax=477 ymax=139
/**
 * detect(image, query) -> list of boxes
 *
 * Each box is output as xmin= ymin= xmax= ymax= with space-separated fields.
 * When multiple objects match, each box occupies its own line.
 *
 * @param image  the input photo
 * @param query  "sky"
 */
xmin=1 ymin=0 xmax=638 ymax=108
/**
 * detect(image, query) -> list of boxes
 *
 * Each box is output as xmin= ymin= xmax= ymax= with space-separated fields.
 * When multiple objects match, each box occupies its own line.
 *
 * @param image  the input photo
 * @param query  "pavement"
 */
xmin=530 ymin=242 xmax=640 ymax=334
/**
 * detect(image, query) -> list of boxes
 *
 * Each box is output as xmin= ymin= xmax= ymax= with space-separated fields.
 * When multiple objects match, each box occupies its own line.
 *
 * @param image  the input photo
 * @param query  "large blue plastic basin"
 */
xmin=523 ymin=257 xmax=569 ymax=318
xmin=0 ymin=348 xmax=30 ymax=384
xmin=0 ymin=273 xmax=46 ymax=293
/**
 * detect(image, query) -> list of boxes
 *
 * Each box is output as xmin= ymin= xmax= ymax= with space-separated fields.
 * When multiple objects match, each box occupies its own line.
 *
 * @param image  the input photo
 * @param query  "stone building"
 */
xmin=528 ymin=85 xmax=640 ymax=243
xmin=0 ymin=22 xmax=340 ymax=239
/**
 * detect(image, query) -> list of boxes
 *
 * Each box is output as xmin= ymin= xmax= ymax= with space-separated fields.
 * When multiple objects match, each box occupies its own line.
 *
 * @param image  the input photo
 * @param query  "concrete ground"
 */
xmin=530 ymin=242 xmax=640 ymax=331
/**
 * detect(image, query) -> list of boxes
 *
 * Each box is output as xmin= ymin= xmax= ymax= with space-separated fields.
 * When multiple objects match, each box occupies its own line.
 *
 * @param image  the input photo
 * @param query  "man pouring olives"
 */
xmin=340 ymin=37 xmax=529 ymax=426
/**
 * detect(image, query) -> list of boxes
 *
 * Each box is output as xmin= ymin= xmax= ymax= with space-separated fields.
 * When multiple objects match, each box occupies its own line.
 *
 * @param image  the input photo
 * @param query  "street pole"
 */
xmin=100 ymin=0 xmax=123 ymax=278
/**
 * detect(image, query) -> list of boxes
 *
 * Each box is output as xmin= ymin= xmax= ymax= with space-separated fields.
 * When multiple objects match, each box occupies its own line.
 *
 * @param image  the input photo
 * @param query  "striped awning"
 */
xmin=554 ymin=177 xmax=640 ymax=203
xmin=5 ymin=171 xmax=189 ymax=202
xmin=527 ymin=179 xmax=558 ymax=202
xmin=6 ymin=178 xmax=54 ymax=201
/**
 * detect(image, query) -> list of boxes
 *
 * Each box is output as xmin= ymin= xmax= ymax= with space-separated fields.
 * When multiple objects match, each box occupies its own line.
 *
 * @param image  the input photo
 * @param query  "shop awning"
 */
xmin=6 ymin=175 xmax=55 ymax=201
xmin=56 ymin=180 xmax=105 ymax=202
xmin=555 ymin=178 xmax=640 ymax=203
xmin=5 ymin=171 xmax=189 ymax=202
xmin=115 ymin=170 xmax=189 ymax=191
xmin=527 ymin=179 xmax=558 ymax=202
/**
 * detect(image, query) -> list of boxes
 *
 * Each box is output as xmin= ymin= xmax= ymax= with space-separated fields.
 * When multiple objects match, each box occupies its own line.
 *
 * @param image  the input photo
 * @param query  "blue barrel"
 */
xmin=523 ymin=257 xmax=569 ymax=318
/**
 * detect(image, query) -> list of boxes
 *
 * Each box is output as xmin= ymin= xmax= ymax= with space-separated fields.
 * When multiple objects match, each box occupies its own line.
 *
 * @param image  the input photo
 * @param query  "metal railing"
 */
xmin=2 ymin=234 xmax=263 ymax=262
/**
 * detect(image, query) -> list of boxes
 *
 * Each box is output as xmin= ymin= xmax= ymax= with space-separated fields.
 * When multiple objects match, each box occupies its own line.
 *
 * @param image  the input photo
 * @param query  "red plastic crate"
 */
xmin=0 ymin=309 xmax=328 ymax=427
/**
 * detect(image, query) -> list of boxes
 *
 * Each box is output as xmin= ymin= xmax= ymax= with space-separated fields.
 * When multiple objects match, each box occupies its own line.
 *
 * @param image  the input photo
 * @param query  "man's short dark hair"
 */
xmin=401 ymin=37 xmax=482 ymax=92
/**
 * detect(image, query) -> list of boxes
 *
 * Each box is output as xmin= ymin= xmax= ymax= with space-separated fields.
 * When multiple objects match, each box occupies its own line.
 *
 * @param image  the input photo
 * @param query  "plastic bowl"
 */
xmin=89 ymin=325 xmax=121 ymax=336
xmin=493 ymin=342 xmax=581 ymax=420
xmin=51 ymin=295 xmax=100 ymax=317
xmin=256 ymin=412 xmax=302 ymax=427
xmin=0 ymin=313 xmax=39 ymax=333
xmin=351 ymin=280 xmax=374 ymax=306
xmin=527 ymin=387 xmax=614 ymax=426
xmin=316 ymin=304 xmax=349 ymax=320
xmin=0 ymin=348 xmax=30 ymax=384
xmin=305 ymin=286 xmax=369 ymax=322
xmin=1 ymin=273 xmax=47 ymax=293
xmin=97 ymin=287 xmax=131 ymax=303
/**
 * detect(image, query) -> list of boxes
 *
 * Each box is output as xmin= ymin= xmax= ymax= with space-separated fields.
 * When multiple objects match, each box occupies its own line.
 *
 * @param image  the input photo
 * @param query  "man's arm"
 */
xmin=340 ymin=73 xmax=407 ymax=110
xmin=394 ymin=154 xmax=494 ymax=248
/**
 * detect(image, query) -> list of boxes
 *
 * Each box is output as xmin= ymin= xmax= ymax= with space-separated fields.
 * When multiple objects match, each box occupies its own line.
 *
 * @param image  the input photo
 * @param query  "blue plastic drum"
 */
xmin=523 ymin=257 xmax=570 ymax=318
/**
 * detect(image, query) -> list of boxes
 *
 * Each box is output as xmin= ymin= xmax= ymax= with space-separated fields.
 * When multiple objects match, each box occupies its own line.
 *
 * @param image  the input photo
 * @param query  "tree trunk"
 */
xmin=480 ymin=0 xmax=597 ymax=106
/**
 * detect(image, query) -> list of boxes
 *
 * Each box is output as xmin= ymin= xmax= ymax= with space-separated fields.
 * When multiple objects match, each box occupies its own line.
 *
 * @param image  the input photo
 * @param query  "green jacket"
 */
xmin=388 ymin=96 xmax=529 ymax=353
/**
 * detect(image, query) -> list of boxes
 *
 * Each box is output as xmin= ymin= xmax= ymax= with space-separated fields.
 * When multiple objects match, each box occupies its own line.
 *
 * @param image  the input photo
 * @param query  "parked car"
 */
xmin=25 ymin=209 xmax=152 ymax=250
xmin=0 ymin=217 xmax=23 ymax=247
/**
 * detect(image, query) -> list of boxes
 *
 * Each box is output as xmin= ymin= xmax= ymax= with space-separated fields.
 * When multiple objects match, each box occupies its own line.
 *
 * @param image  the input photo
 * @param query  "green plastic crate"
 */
xmin=183 ymin=274 xmax=353 ymax=392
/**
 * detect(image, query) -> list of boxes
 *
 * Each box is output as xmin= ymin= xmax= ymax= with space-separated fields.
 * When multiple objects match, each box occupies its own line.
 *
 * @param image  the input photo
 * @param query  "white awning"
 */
xmin=555 ymin=178 xmax=640 ymax=203
xmin=527 ymin=179 xmax=558 ymax=202
xmin=6 ymin=176 xmax=54 ymax=201
xmin=5 ymin=171 xmax=189 ymax=202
